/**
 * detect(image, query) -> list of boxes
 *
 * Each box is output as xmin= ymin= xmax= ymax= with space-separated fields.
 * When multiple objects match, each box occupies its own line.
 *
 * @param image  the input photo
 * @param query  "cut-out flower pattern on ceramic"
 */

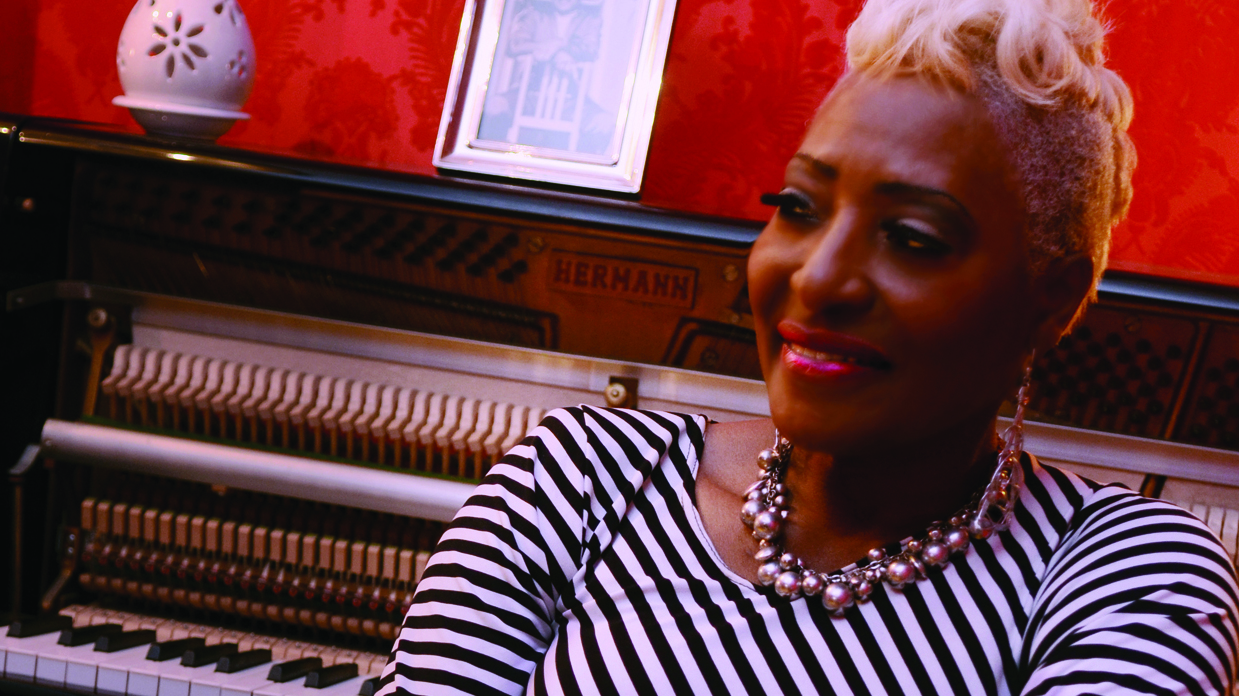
xmin=213 ymin=0 xmax=245 ymax=28
xmin=148 ymin=11 xmax=207 ymax=78
xmin=226 ymin=50 xmax=248 ymax=79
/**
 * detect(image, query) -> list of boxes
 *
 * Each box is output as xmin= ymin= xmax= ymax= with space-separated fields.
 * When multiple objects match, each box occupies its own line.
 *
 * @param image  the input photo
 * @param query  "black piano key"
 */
xmin=267 ymin=656 xmax=323 ymax=683
xmin=147 ymin=637 xmax=206 ymax=661
xmin=58 ymin=623 xmax=123 ymax=647
xmin=6 ymin=614 xmax=73 ymax=638
xmin=305 ymin=663 xmax=359 ymax=689
xmin=94 ymin=629 xmax=157 ymax=653
xmin=216 ymin=648 xmax=272 ymax=674
xmin=181 ymin=642 xmax=239 ymax=667
xmin=359 ymin=677 xmax=382 ymax=696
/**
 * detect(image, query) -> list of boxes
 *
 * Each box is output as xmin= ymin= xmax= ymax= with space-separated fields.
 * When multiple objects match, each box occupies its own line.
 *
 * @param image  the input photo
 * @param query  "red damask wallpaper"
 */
xmin=2 ymin=0 xmax=1238 ymax=288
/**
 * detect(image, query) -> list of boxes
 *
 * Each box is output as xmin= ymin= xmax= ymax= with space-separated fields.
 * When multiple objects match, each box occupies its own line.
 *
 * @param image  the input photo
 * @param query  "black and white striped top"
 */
xmin=379 ymin=406 xmax=1239 ymax=695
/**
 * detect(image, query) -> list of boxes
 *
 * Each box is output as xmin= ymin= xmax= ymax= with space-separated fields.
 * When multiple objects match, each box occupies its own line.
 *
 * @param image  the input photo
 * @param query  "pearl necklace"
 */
xmin=741 ymin=375 xmax=1030 ymax=615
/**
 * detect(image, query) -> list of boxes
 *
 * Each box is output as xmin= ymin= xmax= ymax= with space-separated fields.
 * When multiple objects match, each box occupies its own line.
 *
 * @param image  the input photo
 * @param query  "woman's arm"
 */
xmin=1020 ymin=493 xmax=1239 ymax=695
xmin=375 ymin=406 xmax=699 ymax=695
xmin=376 ymin=411 xmax=585 ymax=695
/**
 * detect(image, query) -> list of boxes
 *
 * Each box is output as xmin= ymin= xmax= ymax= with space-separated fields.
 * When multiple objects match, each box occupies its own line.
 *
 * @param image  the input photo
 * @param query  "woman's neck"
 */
xmin=781 ymin=417 xmax=1000 ymax=563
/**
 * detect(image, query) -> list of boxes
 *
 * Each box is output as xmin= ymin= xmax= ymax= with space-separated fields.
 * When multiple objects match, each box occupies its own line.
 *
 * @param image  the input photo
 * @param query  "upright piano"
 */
xmin=4 ymin=114 xmax=1239 ymax=695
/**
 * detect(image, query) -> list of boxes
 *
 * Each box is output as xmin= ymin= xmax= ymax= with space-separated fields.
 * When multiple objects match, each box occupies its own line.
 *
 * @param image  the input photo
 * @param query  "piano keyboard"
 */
xmin=1 ymin=605 xmax=386 ymax=695
xmin=1159 ymin=476 xmax=1239 ymax=568
xmin=1044 ymin=460 xmax=1239 ymax=569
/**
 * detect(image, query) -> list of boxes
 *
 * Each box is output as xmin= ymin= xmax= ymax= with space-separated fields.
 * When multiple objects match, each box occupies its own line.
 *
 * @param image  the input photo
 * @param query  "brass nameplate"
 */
xmin=548 ymin=252 xmax=696 ymax=309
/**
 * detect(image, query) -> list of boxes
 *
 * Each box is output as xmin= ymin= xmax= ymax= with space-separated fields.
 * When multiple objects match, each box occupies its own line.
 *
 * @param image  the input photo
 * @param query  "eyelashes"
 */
xmin=759 ymin=192 xmax=790 ymax=207
xmin=762 ymin=190 xmax=954 ymax=256
xmin=760 ymin=190 xmax=817 ymax=220
xmin=881 ymin=220 xmax=953 ymax=255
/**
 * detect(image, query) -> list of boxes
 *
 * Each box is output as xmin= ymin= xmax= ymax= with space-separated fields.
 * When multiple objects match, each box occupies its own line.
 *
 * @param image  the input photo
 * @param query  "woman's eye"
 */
xmin=760 ymin=190 xmax=818 ymax=222
xmin=882 ymin=219 xmax=952 ymax=255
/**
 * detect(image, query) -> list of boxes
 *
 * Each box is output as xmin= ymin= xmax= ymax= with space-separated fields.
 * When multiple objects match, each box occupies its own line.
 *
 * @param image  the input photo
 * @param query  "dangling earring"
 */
xmin=970 ymin=351 xmax=1035 ymax=539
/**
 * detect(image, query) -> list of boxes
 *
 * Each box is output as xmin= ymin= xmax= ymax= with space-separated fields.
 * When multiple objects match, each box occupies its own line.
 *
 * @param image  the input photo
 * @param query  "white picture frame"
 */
xmin=433 ymin=0 xmax=679 ymax=194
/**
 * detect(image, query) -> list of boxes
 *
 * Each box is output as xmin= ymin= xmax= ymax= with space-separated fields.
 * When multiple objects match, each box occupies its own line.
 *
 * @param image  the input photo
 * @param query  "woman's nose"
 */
xmin=788 ymin=211 xmax=876 ymax=320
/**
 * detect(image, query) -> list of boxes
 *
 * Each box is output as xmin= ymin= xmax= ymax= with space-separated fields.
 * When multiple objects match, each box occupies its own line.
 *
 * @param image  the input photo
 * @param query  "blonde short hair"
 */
xmin=845 ymin=0 xmax=1135 ymax=300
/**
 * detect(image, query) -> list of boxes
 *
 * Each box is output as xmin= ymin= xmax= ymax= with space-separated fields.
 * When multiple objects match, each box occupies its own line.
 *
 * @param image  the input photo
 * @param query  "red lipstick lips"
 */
xmin=776 ymin=320 xmax=892 ymax=378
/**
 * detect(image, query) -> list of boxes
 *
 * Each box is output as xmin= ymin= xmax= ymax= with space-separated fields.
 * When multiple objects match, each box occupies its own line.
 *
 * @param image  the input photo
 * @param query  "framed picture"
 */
xmin=434 ymin=0 xmax=679 ymax=194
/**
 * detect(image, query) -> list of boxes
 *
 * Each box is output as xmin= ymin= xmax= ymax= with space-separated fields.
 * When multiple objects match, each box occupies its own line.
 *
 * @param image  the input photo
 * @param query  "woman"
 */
xmin=380 ymin=0 xmax=1239 ymax=693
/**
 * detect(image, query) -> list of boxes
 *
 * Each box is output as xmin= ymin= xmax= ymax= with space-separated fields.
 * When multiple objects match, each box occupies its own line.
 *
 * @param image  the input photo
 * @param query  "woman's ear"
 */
xmin=1031 ymin=253 xmax=1095 ymax=352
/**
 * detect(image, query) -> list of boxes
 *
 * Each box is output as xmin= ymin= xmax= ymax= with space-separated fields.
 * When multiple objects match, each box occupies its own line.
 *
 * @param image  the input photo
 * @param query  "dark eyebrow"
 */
xmin=874 ymin=181 xmax=976 ymax=227
xmin=793 ymin=153 xmax=976 ymax=227
xmin=794 ymin=153 xmax=837 ymax=179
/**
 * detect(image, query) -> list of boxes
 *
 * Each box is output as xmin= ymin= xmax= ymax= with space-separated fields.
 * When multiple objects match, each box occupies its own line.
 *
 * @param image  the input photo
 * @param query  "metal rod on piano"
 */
xmin=39 ymin=420 xmax=474 ymax=521
xmin=1017 ymin=418 xmax=1239 ymax=489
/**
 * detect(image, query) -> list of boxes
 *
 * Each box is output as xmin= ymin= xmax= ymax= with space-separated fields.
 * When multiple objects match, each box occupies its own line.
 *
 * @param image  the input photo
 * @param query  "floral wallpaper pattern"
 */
xmin=3 ymin=0 xmax=1238 ymax=287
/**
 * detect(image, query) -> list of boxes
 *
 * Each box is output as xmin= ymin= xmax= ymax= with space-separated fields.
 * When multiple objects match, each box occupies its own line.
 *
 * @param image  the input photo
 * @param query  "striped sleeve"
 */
xmin=1019 ymin=484 xmax=1239 ymax=696
xmin=376 ymin=406 xmax=693 ymax=696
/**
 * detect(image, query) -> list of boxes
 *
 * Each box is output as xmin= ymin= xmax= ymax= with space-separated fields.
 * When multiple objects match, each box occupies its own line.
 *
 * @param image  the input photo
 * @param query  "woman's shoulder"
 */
xmin=1022 ymin=455 xmax=1237 ymax=597
xmin=1025 ymin=456 xmax=1214 ymax=533
xmin=1018 ymin=457 xmax=1238 ymax=687
xmin=519 ymin=405 xmax=709 ymax=475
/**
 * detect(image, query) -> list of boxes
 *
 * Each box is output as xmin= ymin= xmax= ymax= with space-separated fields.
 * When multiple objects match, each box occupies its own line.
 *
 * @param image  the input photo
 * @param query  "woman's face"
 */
xmin=749 ymin=75 xmax=1045 ymax=458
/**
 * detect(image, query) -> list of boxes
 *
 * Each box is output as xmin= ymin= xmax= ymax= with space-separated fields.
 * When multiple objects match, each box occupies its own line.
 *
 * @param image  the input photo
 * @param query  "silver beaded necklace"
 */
xmin=739 ymin=365 xmax=1032 ymax=615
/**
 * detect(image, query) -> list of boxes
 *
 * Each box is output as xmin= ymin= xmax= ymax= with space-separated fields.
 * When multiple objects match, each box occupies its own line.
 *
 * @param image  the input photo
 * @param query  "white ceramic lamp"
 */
xmin=114 ymin=0 xmax=256 ymax=140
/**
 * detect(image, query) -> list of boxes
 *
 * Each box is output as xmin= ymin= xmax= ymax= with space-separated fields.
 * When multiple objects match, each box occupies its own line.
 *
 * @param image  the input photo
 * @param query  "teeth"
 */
xmin=788 ymin=343 xmax=862 ymax=364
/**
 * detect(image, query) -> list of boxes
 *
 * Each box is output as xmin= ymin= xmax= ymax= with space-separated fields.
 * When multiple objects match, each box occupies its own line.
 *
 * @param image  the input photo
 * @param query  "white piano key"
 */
xmin=317 ymin=674 xmax=368 ymax=696
xmin=156 ymin=653 xmax=231 ymax=696
xmin=1207 ymin=505 xmax=1227 ymax=540
xmin=0 ymin=627 xmax=36 ymax=677
xmin=252 ymin=679 xmax=309 ymax=696
xmin=40 ymin=636 xmax=108 ymax=687
xmin=73 ymin=642 xmax=152 ymax=695
xmin=1222 ymin=508 xmax=1239 ymax=564
xmin=4 ymin=631 xmax=66 ymax=682
xmin=220 ymin=665 xmax=287 ymax=696
xmin=1191 ymin=503 xmax=1209 ymax=525
xmin=201 ymin=661 xmax=279 ymax=696
xmin=123 ymin=647 xmax=216 ymax=696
